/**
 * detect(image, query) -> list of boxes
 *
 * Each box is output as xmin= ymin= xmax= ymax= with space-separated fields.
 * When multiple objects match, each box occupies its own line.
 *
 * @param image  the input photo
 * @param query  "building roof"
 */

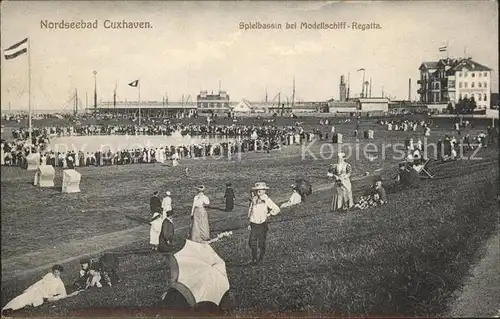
xmin=420 ymin=58 xmax=492 ymax=73
xmin=232 ymin=99 xmax=253 ymax=112
xmin=419 ymin=61 xmax=439 ymax=70
xmin=450 ymin=58 xmax=492 ymax=72
xmin=437 ymin=58 xmax=461 ymax=67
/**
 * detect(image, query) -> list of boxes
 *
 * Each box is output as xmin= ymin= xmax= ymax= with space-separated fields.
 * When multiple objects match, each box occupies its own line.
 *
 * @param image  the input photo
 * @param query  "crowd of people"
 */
xmin=1 ymin=123 xmax=317 ymax=168
xmin=377 ymin=119 xmax=430 ymax=132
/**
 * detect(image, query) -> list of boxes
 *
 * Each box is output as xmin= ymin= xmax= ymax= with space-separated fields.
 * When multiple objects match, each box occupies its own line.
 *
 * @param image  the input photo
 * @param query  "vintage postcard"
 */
xmin=1 ymin=0 xmax=498 ymax=317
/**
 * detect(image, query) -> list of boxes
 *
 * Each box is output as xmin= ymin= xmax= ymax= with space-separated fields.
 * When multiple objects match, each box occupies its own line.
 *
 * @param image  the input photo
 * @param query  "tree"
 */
xmin=455 ymin=97 xmax=477 ymax=114
xmin=447 ymin=102 xmax=454 ymax=114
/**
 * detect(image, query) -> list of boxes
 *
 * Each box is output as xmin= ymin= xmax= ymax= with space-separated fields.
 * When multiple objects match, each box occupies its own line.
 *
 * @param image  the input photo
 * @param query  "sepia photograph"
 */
xmin=1 ymin=0 xmax=498 ymax=317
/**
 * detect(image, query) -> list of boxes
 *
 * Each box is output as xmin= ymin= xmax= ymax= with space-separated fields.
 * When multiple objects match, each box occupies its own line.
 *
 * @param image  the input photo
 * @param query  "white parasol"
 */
xmin=168 ymin=240 xmax=230 ymax=306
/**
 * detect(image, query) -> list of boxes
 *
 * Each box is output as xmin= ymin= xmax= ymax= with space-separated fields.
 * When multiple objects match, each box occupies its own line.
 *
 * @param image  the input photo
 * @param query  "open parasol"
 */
xmin=164 ymin=240 xmax=230 ymax=307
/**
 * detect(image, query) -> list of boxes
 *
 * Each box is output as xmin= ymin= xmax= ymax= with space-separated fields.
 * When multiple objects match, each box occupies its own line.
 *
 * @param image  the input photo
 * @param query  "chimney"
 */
xmin=408 ymin=78 xmax=411 ymax=101
xmin=339 ymin=75 xmax=347 ymax=102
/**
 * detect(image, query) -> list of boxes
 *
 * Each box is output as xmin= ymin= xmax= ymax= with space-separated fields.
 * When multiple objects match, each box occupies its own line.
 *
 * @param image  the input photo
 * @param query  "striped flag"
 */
xmin=439 ymin=46 xmax=447 ymax=52
xmin=4 ymin=38 xmax=28 ymax=60
xmin=128 ymin=80 xmax=139 ymax=87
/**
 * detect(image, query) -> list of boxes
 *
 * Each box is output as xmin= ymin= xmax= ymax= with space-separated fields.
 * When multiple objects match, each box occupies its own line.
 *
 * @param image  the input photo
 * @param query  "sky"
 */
xmin=1 ymin=0 xmax=498 ymax=111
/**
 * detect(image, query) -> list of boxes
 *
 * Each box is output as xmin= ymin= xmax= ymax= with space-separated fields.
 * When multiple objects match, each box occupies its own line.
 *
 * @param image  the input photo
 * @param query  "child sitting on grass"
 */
xmin=73 ymin=259 xmax=91 ymax=290
xmin=354 ymin=178 xmax=387 ymax=210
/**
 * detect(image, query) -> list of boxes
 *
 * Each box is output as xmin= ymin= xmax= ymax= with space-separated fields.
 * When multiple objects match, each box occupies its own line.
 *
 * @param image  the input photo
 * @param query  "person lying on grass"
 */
xmin=354 ymin=178 xmax=387 ymax=210
xmin=280 ymin=184 xmax=302 ymax=208
xmin=1 ymin=264 xmax=79 ymax=314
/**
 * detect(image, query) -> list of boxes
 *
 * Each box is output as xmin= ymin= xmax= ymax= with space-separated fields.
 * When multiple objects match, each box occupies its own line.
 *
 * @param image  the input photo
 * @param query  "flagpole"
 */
xmin=113 ymin=80 xmax=117 ymax=117
xmin=138 ymin=79 xmax=141 ymax=126
xmin=446 ymin=40 xmax=449 ymax=59
xmin=28 ymin=38 xmax=32 ymax=152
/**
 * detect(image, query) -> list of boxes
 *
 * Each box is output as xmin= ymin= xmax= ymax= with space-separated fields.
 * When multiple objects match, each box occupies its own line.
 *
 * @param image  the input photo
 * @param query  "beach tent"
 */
xmin=34 ymin=165 xmax=55 ymax=187
xmin=25 ymin=153 xmax=40 ymax=171
xmin=62 ymin=169 xmax=81 ymax=193
xmin=162 ymin=240 xmax=230 ymax=310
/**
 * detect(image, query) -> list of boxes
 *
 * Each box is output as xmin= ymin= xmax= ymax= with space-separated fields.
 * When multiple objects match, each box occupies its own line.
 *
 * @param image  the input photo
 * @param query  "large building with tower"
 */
xmin=417 ymin=57 xmax=492 ymax=110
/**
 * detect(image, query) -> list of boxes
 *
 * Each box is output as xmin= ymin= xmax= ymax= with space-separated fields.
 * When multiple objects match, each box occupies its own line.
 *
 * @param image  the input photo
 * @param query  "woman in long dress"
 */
xmin=150 ymin=212 xmax=164 ymax=251
xmin=190 ymin=185 xmax=210 ymax=242
xmin=2 ymin=264 xmax=76 ymax=313
xmin=329 ymin=152 xmax=354 ymax=211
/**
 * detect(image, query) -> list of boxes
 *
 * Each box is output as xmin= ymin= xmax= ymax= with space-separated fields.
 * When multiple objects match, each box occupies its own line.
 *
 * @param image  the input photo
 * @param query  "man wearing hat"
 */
xmin=150 ymin=191 xmax=162 ymax=215
xmin=248 ymin=182 xmax=280 ymax=264
xmin=224 ymin=183 xmax=235 ymax=212
xmin=162 ymin=191 xmax=173 ymax=219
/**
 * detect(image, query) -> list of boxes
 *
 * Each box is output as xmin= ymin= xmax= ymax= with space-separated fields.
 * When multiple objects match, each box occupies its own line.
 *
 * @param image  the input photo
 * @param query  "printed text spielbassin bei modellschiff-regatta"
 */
xmin=239 ymin=21 xmax=381 ymax=31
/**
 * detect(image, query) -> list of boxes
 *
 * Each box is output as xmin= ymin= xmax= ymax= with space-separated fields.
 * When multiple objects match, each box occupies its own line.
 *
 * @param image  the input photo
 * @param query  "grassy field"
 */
xmin=1 ymin=117 xmax=498 ymax=316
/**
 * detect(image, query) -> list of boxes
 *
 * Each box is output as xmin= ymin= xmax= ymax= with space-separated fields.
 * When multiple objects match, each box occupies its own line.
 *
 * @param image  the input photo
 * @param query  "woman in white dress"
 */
xmin=190 ymin=185 xmax=210 ymax=242
xmin=328 ymin=152 xmax=354 ymax=211
xmin=157 ymin=147 xmax=165 ymax=163
xmin=2 ymin=264 xmax=77 ymax=314
xmin=150 ymin=212 xmax=164 ymax=251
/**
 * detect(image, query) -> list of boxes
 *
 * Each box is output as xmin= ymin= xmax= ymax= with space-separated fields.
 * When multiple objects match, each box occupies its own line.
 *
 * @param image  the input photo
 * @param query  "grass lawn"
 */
xmin=1 ymin=117 xmax=498 ymax=316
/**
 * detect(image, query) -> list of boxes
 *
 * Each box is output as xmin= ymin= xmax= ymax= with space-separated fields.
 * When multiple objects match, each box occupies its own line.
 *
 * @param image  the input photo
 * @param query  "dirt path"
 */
xmin=1 ymin=182 xmax=337 ymax=281
xmin=446 ymin=227 xmax=500 ymax=318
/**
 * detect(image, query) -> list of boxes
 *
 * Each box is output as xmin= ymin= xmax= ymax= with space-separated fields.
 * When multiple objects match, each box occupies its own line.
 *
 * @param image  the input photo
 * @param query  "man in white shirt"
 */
xmin=248 ymin=182 xmax=280 ymax=264
xmin=162 ymin=191 xmax=173 ymax=219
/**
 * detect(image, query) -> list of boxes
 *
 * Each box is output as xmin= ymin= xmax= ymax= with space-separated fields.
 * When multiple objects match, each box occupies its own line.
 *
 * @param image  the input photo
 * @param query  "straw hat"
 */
xmin=195 ymin=185 xmax=205 ymax=192
xmin=165 ymin=191 xmax=171 ymax=196
xmin=252 ymin=182 xmax=269 ymax=190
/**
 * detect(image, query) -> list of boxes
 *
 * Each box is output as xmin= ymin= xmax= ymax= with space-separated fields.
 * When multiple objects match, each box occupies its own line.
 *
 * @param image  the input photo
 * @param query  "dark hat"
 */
xmin=52 ymin=264 xmax=64 ymax=272
xmin=79 ymin=258 xmax=90 ymax=265
xmin=226 ymin=183 xmax=232 ymax=187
